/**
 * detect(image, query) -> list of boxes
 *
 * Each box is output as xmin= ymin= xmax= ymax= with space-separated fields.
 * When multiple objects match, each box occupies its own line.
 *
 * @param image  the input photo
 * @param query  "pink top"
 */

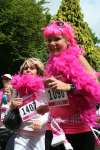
xmin=49 ymin=104 xmax=96 ymax=134
xmin=48 ymin=96 xmax=96 ymax=134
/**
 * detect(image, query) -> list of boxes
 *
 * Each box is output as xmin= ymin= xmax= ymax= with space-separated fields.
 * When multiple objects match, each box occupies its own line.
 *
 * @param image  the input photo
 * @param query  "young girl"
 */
xmin=41 ymin=20 xmax=100 ymax=150
xmin=9 ymin=58 xmax=48 ymax=150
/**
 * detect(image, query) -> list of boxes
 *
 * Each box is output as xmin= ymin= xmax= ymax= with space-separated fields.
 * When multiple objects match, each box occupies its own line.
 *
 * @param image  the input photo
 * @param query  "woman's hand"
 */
xmin=45 ymin=76 xmax=71 ymax=91
xmin=4 ymin=87 xmax=12 ymax=96
xmin=28 ymin=120 xmax=43 ymax=130
xmin=10 ymin=98 xmax=23 ymax=109
xmin=36 ymin=105 xmax=49 ymax=115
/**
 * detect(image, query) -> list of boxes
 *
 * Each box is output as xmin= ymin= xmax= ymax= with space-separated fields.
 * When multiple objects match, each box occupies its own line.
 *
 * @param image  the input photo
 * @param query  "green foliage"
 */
xmin=86 ymin=47 xmax=100 ymax=71
xmin=0 ymin=0 xmax=51 ymax=74
xmin=55 ymin=0 xmax=100 ymax=70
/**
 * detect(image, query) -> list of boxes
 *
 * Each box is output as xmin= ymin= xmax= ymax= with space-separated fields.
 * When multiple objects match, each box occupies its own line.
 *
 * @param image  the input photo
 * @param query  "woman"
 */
xmin=41 ymin=20 xmax=100 ymax=150
xmin=6 ymin=58 xmax=48 ymax=150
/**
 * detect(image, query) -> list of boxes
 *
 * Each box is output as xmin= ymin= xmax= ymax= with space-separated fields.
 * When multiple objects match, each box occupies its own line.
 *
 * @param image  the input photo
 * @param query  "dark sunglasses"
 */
xmin=55 ymin=21 xmax=65 ymax=27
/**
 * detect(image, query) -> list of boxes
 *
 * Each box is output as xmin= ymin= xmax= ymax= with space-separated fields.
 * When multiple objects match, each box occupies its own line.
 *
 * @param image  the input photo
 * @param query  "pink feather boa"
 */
xmin=45 ymin=46 xmax=100 ymax=125
xmin=45 ymin=47 xmax=100 ymax=104
xmin=11 ymin=74 xmax=44 ymax=99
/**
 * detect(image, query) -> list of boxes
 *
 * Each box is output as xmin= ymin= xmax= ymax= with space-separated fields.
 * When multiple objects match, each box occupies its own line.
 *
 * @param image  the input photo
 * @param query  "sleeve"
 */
xmin=39 ymin=112 xmax=49 ymax=126
xmin=36 ymin=89 xmax=48 ymax=105
xmin=34 ymin=100 xmax=49 ymax=127
xmin=35 ymin=89 xmax=49 ymax=126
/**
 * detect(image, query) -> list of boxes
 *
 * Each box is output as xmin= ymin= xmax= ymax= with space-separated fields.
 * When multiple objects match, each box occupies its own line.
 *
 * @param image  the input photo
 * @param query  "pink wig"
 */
xmin=43 ymin=21 xmax=78 ymax=47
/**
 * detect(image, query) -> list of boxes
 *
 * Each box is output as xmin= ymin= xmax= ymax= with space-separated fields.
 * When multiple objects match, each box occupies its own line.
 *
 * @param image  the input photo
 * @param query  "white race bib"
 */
xmin=19 ymin=95 xmax=36 ymax=122
xmin=46 ymin=88 xmax=69 ymax=107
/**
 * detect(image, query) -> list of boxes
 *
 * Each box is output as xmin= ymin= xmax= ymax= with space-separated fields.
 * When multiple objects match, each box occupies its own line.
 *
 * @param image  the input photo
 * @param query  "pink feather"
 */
xmin=45 ymin=46 xmax=100 ymax=126
xmin=11 ymin=74 xmax=44 ymax=99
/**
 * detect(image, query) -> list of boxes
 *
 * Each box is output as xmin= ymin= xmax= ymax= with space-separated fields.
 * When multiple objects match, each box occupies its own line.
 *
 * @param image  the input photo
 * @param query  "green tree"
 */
xmin=55 ymin=0 xmax=100 ymax=70
xmin=0 ymin=0 xmax=50 ymax=74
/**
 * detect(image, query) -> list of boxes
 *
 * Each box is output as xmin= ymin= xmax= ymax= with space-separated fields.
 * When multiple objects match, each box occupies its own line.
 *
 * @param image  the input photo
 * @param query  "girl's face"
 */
xmin=22 ymin=63 xmax=37 ymax=76
xmin=46 ymin=35 xmax=68 ymax=54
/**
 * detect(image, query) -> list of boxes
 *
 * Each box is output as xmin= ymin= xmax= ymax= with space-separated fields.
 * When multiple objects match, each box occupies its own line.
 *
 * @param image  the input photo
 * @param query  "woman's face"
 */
xmin=2 ymin=78 xmax=11 ymax=86
xmin=46 ymin=35 xmax=68 ymax=54
xmin=22 ymin=63 xmax=37 ymax=76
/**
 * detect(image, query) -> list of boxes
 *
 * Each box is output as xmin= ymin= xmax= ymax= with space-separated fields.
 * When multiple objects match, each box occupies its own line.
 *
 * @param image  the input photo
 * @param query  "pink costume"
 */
xmin=43 ymin=20 xmax=100 ymax=149
xmin=45 ymin=46 xmax=100 ymax=148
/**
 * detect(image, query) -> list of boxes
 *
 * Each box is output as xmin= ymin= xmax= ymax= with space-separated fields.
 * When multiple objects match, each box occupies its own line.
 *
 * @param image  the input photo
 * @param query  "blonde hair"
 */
xmin=20 ymin=58 xmax=44 ymax=76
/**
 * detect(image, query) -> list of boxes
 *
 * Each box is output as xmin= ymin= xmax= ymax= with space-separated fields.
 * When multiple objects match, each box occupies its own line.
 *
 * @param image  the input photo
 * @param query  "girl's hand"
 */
xmin=10 ymin=98 xmax=23 ymax=109
xmin=28 ymin=120 xmax=42 ymax=130
xmin=46 ymin=77 xmax=71 ymax=91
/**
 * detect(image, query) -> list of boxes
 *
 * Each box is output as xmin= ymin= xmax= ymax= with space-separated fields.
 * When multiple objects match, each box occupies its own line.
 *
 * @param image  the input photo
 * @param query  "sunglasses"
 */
xmin=55 ymin=21 xmax=65 ymax=27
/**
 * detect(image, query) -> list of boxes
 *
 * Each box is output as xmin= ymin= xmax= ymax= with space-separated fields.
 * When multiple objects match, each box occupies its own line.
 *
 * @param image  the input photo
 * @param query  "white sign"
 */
xmin=46 ymin=88 xmax=69 ymax=107
xmin=19 ymin=95 xmax=36 ymax=122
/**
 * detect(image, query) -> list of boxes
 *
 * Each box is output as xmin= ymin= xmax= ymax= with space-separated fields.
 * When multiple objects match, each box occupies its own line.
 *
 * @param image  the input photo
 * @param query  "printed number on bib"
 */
xmin=46 ymin=88 xmax=69 ymax=107
xmin=19 ymin=101 xmax=36 ymax=122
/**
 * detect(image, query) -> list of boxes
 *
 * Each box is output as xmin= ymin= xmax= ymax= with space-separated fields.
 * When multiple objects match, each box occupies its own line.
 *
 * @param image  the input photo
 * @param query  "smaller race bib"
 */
xmin=46 ymin=88 xmax=69 ymax=107
xmin=19 ymin=95 xmax=36 ymax=122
